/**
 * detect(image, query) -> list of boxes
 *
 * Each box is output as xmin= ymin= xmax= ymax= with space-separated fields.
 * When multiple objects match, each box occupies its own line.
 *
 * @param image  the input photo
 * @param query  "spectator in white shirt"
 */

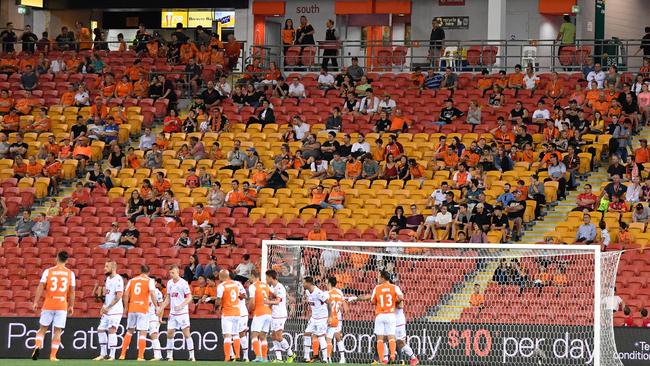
xmin=216 ymin=75 xmax=232 ymax=97
xmin=379 ymin=93 xmax=397 ymax=114
xmin=317 ymin=67 xmax=336 ymax=91
xmin=99 ymin=222 xmax=122 ymax=248
xmin=586 ymin=63 xmax=606 ymax=89
xmin=138 ymin=127 xmax=155 ymax=151
xmin=531 ymin=99 xmax=551 ymax=125
xmin=523 ymin=66 xmax=539 ymax=98
xmin=233 ymin=254 xmax=255 ymax=282
xmin=356 ymin=88 xmax=380 ymax=118
xmin=288 ymin=77 xmax=306 ymax=99
xmin=283 ymin=116 xmax=310 ymax=141
xmin=351 ymin=133 xmax=371 ymax=157
xmin=310 ymin=157 xmax=329 ymax=179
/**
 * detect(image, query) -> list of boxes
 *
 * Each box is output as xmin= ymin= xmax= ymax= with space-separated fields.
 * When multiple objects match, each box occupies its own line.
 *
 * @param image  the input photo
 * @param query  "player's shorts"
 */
xmin=148 ymin=317 xmax=160 ymax=334
xmin=271 ymin=317 xmax=287 ymax=332
xmin=238 ymin=316 xmax=249 ymax=333
xmin=168 ymin=313 xmax=191 ymax=330
xmin=39 ymin=310 xmax=67 ymax=329
xmin=222 ymin=316 xmax=240 ymax=335
xmin=305 ymin=317 xmax=328 ymax=336
xmin=326 ymin=321 xmax=342 ymax=339
xmin=250 ymin=314 xmax=272 ymax=333
xmin=98 ymin=313 xmax=122 ymax=331
xmin=127 ymin=312 xmax=150 ymax=331
xmin=395 ymin=312 xmax=406 ymax=340
xmin=374 ymin=313 xmax=396 ymax=336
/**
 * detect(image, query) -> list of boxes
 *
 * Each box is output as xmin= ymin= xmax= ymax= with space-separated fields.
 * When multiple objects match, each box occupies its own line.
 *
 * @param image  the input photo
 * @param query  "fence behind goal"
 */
xmin=261 ymin=240 xmax=622 ymax=366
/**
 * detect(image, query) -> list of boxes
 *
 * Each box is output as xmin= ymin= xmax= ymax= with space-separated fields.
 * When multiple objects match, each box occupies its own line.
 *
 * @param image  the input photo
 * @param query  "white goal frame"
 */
xmin=261 ymin=240 xmax=607 ymax=366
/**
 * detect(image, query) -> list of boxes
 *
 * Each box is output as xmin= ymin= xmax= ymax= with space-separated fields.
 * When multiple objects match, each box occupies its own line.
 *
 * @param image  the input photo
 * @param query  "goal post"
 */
xmin=261 ymin=240 xmax=622 ymax=366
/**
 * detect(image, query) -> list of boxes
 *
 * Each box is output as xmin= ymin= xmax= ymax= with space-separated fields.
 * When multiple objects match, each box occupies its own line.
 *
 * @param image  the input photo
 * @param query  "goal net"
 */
xmin=261 ymin=240 xmax=622 ymax=366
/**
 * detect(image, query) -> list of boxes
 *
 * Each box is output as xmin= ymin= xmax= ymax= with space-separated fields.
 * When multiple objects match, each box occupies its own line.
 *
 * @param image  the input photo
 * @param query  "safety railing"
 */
xmin=250 ymin=38 xmax=649 ymax=74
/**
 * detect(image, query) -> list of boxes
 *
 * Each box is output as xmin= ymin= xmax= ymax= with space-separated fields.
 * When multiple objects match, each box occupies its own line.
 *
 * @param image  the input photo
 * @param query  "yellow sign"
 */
xmin=161 ymin=9 xmax=188 ymax=29
xmin=20 ymin=0 xmax=43 ymax=7
xmin=188 ymin=10 xmax=213 ymax=28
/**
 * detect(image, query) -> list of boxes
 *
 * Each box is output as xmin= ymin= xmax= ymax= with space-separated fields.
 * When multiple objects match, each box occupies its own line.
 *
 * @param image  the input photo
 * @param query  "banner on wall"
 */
xmin=437 ymin=16 xmax=469 ymax=30
xmin=161 ymin=9 xmax=189 ymax=29
xmin=1 ymin=317 xmax=648 ymax=365
xmin=439 ymin=0 xmax=465 ymax=6
xmin=187 ymin=10 xmax=214 ymax=28
xmin=214 ymin=11 xmax=236 ymax=28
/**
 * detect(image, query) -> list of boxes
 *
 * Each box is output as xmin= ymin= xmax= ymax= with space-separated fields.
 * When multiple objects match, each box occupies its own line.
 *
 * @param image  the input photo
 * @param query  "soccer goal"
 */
xmin=261 ymin=240 xmax=622 ymax=366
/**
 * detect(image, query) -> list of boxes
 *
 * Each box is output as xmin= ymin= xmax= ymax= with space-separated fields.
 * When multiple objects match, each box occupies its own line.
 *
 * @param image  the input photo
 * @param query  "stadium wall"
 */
xmin=1 ymin=317 xmax=648 ymax=364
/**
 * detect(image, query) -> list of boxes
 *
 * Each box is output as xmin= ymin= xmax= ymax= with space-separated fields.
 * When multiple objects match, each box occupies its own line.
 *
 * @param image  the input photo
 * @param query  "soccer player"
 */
xmin=395 ymin=302 xmax=419 ymax=365
xmin=234 ymin=273 xmax=251 ymax=362
xmin=265 ymin=269 xmax=295 ymax=362
xmin=326 ymin=276 xmax=348 ymax=364
xmin=120 ymin=265 xmax=158 ymax=361
xmin=31 ymin=251 xmax=76 ymax=361
xmin=371 ymin=270 xmax=403 ymax=364
xmin=159 ymin=264 xmax=195 ymax=361
xmin=93 ymin=261 xmax=123 ymax=361
xmin=216 ymin=270 xmax=246 ymax=361
xmin=302 ymin=276 xmax=330 ymax=363
xmin=148 ymin=277 xmax=165 ymax=361
xmin=248 ymin=270 xmax=273 ymax=362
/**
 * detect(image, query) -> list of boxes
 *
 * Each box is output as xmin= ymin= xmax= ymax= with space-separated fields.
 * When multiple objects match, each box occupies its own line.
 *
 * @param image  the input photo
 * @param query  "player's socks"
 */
xmin=166 ymin=340 xmax=174 ymax=360
xmin=273 ymin=340 xmax=283 ymax=361
xmin=388 ymin=339 xmax=397 ymax=361
xmin=98 ymin=331 xmax=108 ymax=357
xmin=312 ymin=338 xmax=319 ymax=359
xmin=327 ymin=341 xmax=332 ymax=359
xmin=234 ymin=336 xmax=241 ymax=359
xmin=224 ymin=337 xmax=233 ymax=361
xmin=303 ymin=338 xmax=312 ymax=360
xmin=280 ymin=339 xmax=293 ymax=356
xmin=120 ymin=332 xmax=132 ymax=359
xmin=35 ymin=335 xmax=44 ymax=349
xmin=318 ymin=336 xmax=328 ymax=362
xmin=108 ymin=333 xmax=118 ymax=359
xmin=186 ymin=337 xmax=195 ymax=360
xmin=152 ymin=339 xmax=162 ymax=360
xmin=337 ymin=340 xmax=345 ymax=361
xmin=261 ymin=339 xmax=268 ymax=359
xmin=50 ymin=340 xmax=60 ymax=359
xmin=377 ymin=340 xmax=385 ymax=363
xmin=241 ymin=335 xmax=250 ymax=360
xmin=252 ymin=338 xmax=261 ymax=358
xmin=402 ymin=343 xmax=415 ymax=359
xmin=137 ymin=335 xmax=147 ymax=360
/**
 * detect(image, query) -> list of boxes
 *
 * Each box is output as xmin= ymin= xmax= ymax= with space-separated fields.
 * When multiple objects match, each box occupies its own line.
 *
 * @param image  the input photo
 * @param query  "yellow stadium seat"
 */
xmin=354 ymin=179 xmax=371 ymax=189
xmin=120 ymin=178 xmax=138 ymax=189
xmin=108 ymin=187 xmax=125 ymax=200
xmin=117 ymin=168 xmax=134 ymax=179
xmin=167 ymin=169 xmax=185 ymax=180
xmin=62 ymin=160 xmax=78 ymax=179
xmin=134 ymin=168 xmax=151 ymax=180
xmin=34 ymin=177 xmax=50 ymax=199
xmin=197 ymin=159 xmax=214 ymax=170
xmin=334 ymin=208 xmax=352 ymax=218
xmin=543 ymin=181 xmax=559 ymax=202
xmin=249 ymin=208 xmax=266 ymax=221
xmin=299 ymin=208 xmax=318 ymax=220
xmin=388 ymin=179 xmax=404 ymax=190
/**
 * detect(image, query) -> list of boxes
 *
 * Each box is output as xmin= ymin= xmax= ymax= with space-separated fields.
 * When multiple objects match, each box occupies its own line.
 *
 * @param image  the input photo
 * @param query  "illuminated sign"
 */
xmin=20 ymin=0 xmax=43 ymax=8
xmin=161 ymin=9 xmax=188 ymax=29
xmin=188 ymin=10 xmax=213 ymax=28
xmin=214 ymin=11 xmax=236 ymax=28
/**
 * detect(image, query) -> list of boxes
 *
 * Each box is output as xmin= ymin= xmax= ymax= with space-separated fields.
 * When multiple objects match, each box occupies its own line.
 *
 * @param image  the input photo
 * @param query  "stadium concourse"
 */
xmin=0 ymin=30 xmax=648 ymax=362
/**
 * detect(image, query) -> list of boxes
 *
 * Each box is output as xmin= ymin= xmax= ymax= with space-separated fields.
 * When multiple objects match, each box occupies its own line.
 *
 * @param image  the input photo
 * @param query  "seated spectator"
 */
xmin=240 ymin=181 xmax=257 ymax=210
xmin=200 ymin=276 xmax=217 ymax=306
xmin=468 ymin=222 xmax=488 ymax=243
xmin=437 ymin=99 xmax=463 ymax=125
xmin=207 ymin=182 xmax=226 ymax=208
xmin=162 ymin=109 xmax=182 ymax=133
xmin=505 ymin=190 xmax=526 ymax=241
xmin=191 ymin=276 xmax=207 ymax=304
xmin=469 ymin=283 xmax=484 ymax=308
xmin=20 ymin=65 xmax=38 ymax=90
xmin=307 ymin=221 xmax=327 ymax=241
xmin=440 ymin=67 xmax=458 ymax=90
xmin=424 ymin=69 xmax=443 ymax=90
xmin=125 ymin=190 xmax=144 ymax=222
xmin=183 ymin=255 xmax=200 ymax=283
xmin=118 ymin=220 xmax=139 ymax=249
xmin=107 ymin=144 xmax=125 ymax=169
xmin=247 ymin=99 xmax=275 ymax=127
xmin=633 ymin=203 xmax=649 ymax=228
xmin=185 ymin=168 xmax=200 ymax=188
xmin=574 ymin=213 xmax=597 ymax=244
xmin=264 ymin=161 xmax=290 ymax=190
xmin=144 ymin=143 xmax=163 ymax=169
xmin=222 ymin=140 xmax=245 ymax=170
xmin=234 ymin=254 xmax=255 ymax=282
xmin=355 ymin=89 xmax=379 ymax=117
xmin=491 ymin=206 xmax=509 ymax=243
xmin=608 ymin=194 xmax=628 ymax=214
xmin=99 ymin=222 xmax=122 ymax=248
xmin=325 ymin=107 xmax=342 ymax=132
xmin=573 ymin=184 xmax=598 ymax=211
xmin=175 ymin=229 xmax=192 ymax=248
xmin=288 ymin=77 xmax=306 ymax=99
xmin=361 ymin=154 xmax=380 ymax=180
xmin=347 ymin=56 xmax=365 ymax=81
xmin=192 ymin=203 xmax=211 ymax=230
xmin=429 ymin=205 xmax=453 ymax=241
xmin=317 ymin=67 xmax=335 ymax=91
xmin=354 ymin=76 xmax=372 ymax=96
xmin=71 ymin=182 xmax=90 ymax=209
xmin=160 ymin=190 xmax=180 ymax=223
xmin=384 ymin=206 xmax=407 ymax=239
xmin=15 ymin=210 xmax=34 ymax=238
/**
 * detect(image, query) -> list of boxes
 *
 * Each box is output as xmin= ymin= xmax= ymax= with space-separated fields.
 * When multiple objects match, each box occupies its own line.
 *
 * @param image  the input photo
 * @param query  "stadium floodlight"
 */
xmin=262 ymin=240 xmax=622 ymax=366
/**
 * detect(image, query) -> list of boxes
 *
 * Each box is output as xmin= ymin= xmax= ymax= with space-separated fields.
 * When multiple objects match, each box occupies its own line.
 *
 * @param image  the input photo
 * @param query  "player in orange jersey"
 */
xmin=119 ymin=265 xmax=158 ymax=361
xmin=159 ymin=265 xmax=195 ymax=362
xmin=326 ymin=276 xmax=349 ymax=363
xmin=371 ymin=270 xmax=403 ymax=364
xmin=31 ymin=251 xmax=76 ymax=361
xmin=247 ymin=270 xmax=274 ymax=362
xmin=216 ymin=270 xmax=247 ymax=361
xmin=92 ymin=261 xmax=123 ymax=361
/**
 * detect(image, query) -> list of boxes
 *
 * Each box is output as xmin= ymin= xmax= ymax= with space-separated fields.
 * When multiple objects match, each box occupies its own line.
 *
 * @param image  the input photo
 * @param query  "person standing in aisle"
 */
xmin=282 ymin=19 xmax=295 ymax=65
xmin=429 ymin=18 xmax=445 ymax=71
xmin=322 ymin=19 xmax=339 ymax=70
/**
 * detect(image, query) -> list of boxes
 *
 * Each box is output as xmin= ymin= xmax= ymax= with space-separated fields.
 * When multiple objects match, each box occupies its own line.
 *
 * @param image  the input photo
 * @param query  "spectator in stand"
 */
xmin=107 ymin=144 xmax=125 ymax=169
xmin=429 ymin=18 xmax=445 ymax=70
xmin=175 ymin=229 xmax=192 ymax=248
xmin=225 ymin=180 xmax=244 ymax=208
xmin=318 ymin=66 xmax=336 ymax=92
xmin=384 ymin=206 xmax=407 ymax=239
xmin=73 ymin=84 xmax=90 ymax=106
xmin=138 ymin=128 xmax=155 ymax=151
xmin=556 ymin=15 xmax=576 ymax=57
xmin=144 ymin=143 xmax=163 ymax=169
xmin=632 ymin=203 xmax=649 ymax=228
xmin=233 ymin=254 xmax=255 ymax=282
xmin=191 ymin=203 xmax=211 ymax=230
xmin=240 ymin=181 xmax=258 ymax=210
xmin=613 ymin=119 xmax=633 ymax=161
xmin=206 ymin=182 xmax=225 ymax=209
xmin=626 ymin=176 xmax=642 ymax=203
xmin=282 ymin=18 xmax=295 ymax=59
xmin=641 ymin=308 xmax=650 ymax=328
xmin=71 ymin=182 xmax=90 ymax=209
xmin=440 ymin=67 xmax=458 ymax=90
xmin=547 ymin=154 xmax=567 ymax=200
xmin=491 ymin=206 xmax=509 ymax=243
xmin=574 ymin=213 xmax=597 ymax=244
xmin=573 ymin=184 xmax=598 ymax=212
xmin=183 ymin=255 xmax=200 ymax=283
xmin=307 ymin=221 xmax=327 ymax=241
xmin=469 ymin=283 xmax=485 ymax=309
xmin=437 ymin=99 xmax=463 ymax=125
xmin=0 ymin=22 xmax=17 ymax=53
xmin=118 ymin=220 xmax=139 ymax=249
xmin=30 ymin=213 xmax=49 ymax=238
xmin=505 ymin=191 xmax=526 ymax=241
xmin=424 ymin=68 xmax=443 ymax=90
xmin=20 ymin=65 xmax=38 ymax=91
xmin=99 ymin=222 xmax=122 ymax=248
xmin=15 ymin=210 xmax=34 ymax=238
xmin=184 ymin=58 xmax=202 ymax=95
xmin=160 ymin=190 xmax=180 ymax=223
xmin=247 ymin=99 xmax=275 ymax=127
xmin=468 ymin=222 xmax=488 ymax=243
xmin=264 ymin=161 xmax=290 ymax=190
xmin=347 ymin=56 xmax=364 ymax=82
xmin=162 ymin=109 xmax=182 ymax=133
xmin=288 ymin=77 xmax=306 ymax=99
xmin=222 ymin=140 xmax=245 ymax=170
xmin=125 ymin=190 xmax=144 ymax=222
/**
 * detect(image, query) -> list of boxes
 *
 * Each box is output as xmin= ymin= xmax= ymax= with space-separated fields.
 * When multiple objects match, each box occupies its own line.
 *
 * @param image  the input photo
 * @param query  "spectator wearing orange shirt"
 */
xmin=240 ymin=181 xmax=258 ymax=210
xmin=0 ymin=89 xmax=14 ymax=115
xmin=125 ymin=60 xmax=142 ymax=82
xmin=476 ymin=69 xmax=493 ymax=97
xmin=43 ymin=153 xmax=62 ymax=195
xmin=441 ymin=148 xmax=459 ymax=171
xmin=307 ymin=221 xmax=327 ymax=241
xmin=71 ymin=182 xmax=90 ymax=209
xmin=133 ymin=72 xmax=149 ymax=98
xmin=28 ymin=108 xmax=50 ymax=132
xmin=1 ymin=109 xmax=19 ymax=132
xmin=507 ymin=64 xmax=525 ymax=96
xmin=388 ymin=109 xmax=408 ymax=133
xmin=407 ymin=159 xmax=426 ymax=184
xmin=125 ymin=147 xmax=141 ymax=169
xmin=469 ymin=284 xmax=484 ymax=309
xmin=410 ymin=66 xmax=425 ymax=90
xmin=101 ymin=73 xmax=116 ymax=99
xmin=197 ymin=44 xmax=211 ymax=66
xmin=192 ymin=203 xmax=211 ymax=230
xmin=25 ymin=155 xmax=43 ymax=178
xmin=153 ymin=172 xmax=171 ymax=197
xmin=345 ymin=155 xmax=362 ymax=180
xmin=301 ymin=185 xmax=328 ymax=213
xmin=12 ymin=155 xmax=27 ymax=179
xmin=635 ymin=139 xmax=650 ymax=171
xmin=250 ymin=162 xmax=268 ymax=189
xmin=224 ymin=34 xmax=242 ymax=70
xmin=191 ymin=276 xmax=207 ymax=304
xmin=179 ymin=40 xmax=198 ymax=64
xmin=114 ymin=75 xmax=133 ymax=99
xmin=545 ymin=72 xmax=565 ymax=101
xmin=322 ymin=183 xmax=345 ymax=211
xmin=224 ymin=180 xmax=245 ymax=208
xmin=15 ymin=90 xmax=39 ymax=115
xmin=452 ymin=163 xmax=472 ymax=189
xmin=59 ymin=84 xmax=75 ymax=106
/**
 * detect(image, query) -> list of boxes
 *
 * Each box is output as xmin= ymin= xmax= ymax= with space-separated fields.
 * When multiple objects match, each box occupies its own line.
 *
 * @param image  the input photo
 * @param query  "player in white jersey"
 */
xmin=325 ymin=276 xmax=348 ymax=363
xmin=148 ymin=278 xmax=165 ymax=361
xmin=265 ymin=270 xmax=295 ymax=363
xmin=302 ymin=276 xmax=330 ymax=362
xmin=93 ymin=261 xmax=123 ymax=361
xmin=159 ymin=265 xmax=195 ymax=362
xmin=395 ymin=303 xmax=418 ymax=366
xmin=229 ymin=272 xmax=250 ymax=362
